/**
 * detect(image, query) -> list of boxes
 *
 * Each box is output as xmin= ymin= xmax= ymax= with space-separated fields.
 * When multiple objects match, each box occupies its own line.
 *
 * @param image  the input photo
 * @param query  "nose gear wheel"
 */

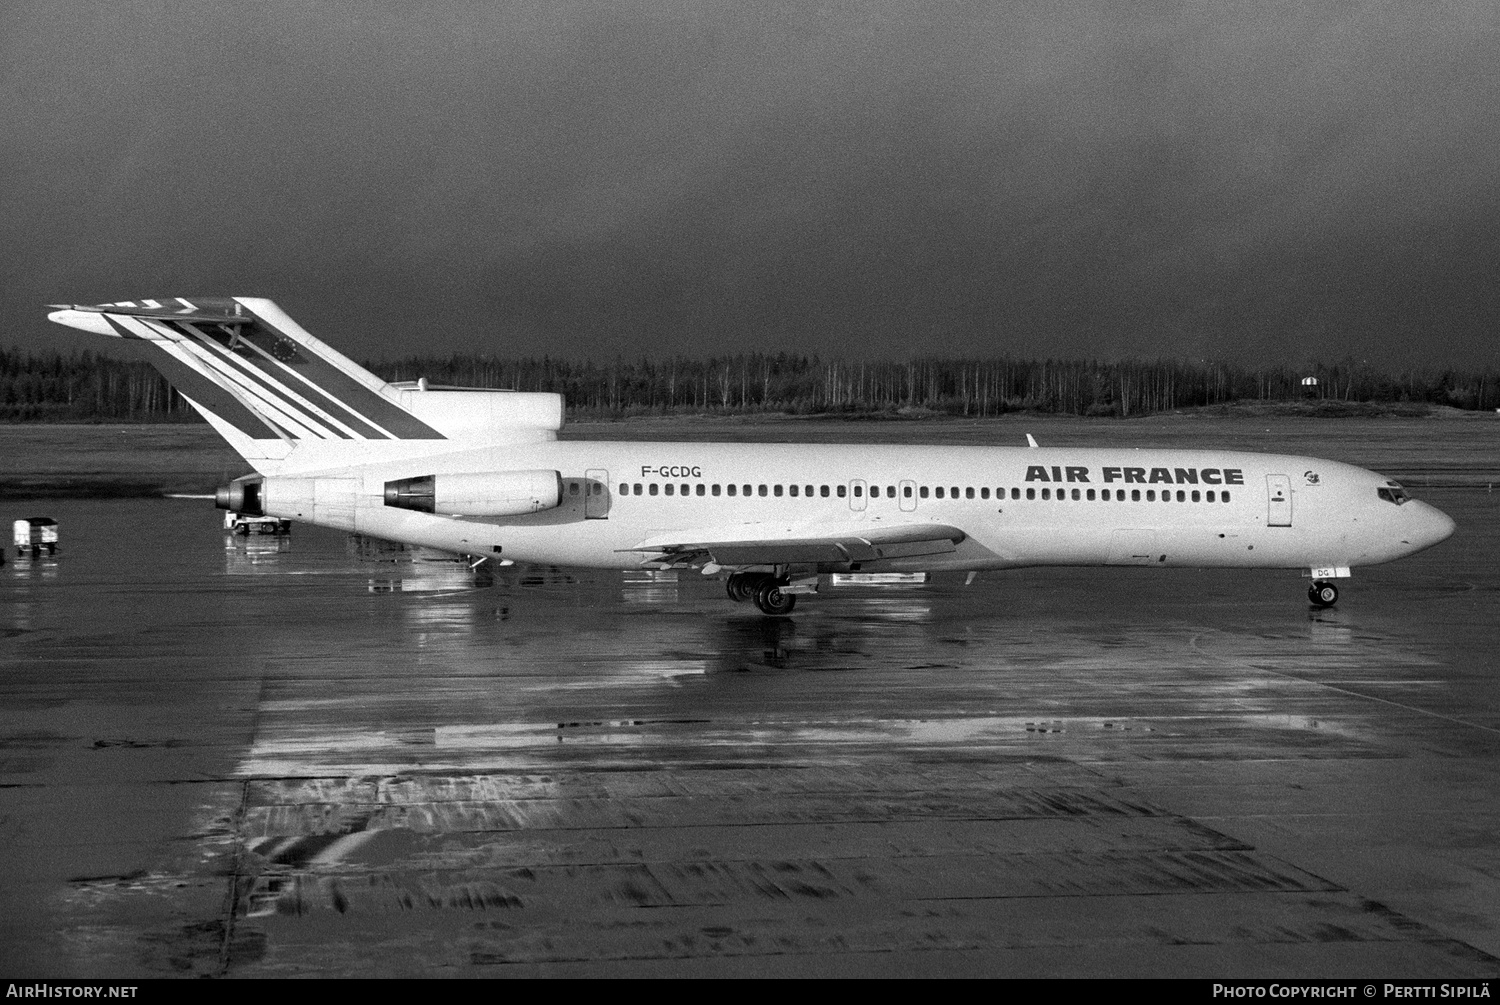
xmin=1308 ymin=581 xmax=1339 ymax=607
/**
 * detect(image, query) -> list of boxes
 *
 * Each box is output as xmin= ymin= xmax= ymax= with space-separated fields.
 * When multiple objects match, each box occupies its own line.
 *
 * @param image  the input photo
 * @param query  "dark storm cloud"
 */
xmin=2 ymin=0 xmax=1497 ymax=367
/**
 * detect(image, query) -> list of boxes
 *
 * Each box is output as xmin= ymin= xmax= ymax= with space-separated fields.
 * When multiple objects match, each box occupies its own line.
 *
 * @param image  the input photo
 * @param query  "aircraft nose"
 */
xmin=1410 ymin=501 xmax=1456 ymax=551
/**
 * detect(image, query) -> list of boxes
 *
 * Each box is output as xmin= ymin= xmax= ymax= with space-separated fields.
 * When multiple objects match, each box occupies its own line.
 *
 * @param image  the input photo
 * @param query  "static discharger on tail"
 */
xmin=47 ymin=297 xmax=1457 ymax=616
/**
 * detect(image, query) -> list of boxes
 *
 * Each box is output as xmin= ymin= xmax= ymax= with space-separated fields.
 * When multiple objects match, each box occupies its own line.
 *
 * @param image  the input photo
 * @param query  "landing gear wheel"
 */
xmin=1308 ymin=581 xmax=1339 ymax=607
xmin=753 ymin=579 xmax=796 ymax=616
xmin=726 ymin=573 xmax=759 ymax=603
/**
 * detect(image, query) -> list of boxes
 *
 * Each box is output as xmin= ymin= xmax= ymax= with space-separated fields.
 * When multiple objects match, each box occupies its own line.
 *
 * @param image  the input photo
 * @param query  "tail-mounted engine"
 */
xmin=384 ymin=470 xmax=562 ymax=517
xmin=215 ymin=475 xmax=265 ymax=515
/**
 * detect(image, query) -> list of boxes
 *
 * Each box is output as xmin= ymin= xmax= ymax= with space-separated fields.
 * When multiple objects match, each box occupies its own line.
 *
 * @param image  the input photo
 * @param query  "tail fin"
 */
xmin=49 ymin=297 xmax=566 ymax=472
xmin=48 ymin=297 xmax=450 ymax=468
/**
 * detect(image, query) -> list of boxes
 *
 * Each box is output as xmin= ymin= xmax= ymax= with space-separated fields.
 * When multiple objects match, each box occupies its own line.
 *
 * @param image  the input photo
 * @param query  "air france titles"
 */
xmin=1024 ymin=465 xmax=1245 ymax=485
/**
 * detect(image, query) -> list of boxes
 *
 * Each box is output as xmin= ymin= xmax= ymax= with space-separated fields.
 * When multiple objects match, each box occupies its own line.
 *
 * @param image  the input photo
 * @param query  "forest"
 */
xmin=2 ymin=347 xmax=1496 ymax=423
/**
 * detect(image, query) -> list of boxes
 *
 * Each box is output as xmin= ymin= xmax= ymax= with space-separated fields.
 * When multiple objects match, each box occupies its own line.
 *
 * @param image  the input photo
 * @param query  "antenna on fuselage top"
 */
xmin=1026 ymin=434 xmax=1039 ymax=448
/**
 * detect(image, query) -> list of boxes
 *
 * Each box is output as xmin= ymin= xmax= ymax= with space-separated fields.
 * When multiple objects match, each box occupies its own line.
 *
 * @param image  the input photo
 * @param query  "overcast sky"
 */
xmin=2 ymin=1 xmax=1496 ymax=368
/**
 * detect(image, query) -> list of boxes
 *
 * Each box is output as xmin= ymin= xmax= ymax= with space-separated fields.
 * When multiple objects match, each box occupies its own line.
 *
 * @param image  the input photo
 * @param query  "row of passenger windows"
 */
xmin=611 ymin=482 xmax=1232 ymax=503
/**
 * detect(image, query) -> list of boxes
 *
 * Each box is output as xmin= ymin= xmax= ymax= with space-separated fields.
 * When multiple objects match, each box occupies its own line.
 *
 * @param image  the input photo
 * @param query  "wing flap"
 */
xmin=624 ymin=522 xmax=966 ymax=567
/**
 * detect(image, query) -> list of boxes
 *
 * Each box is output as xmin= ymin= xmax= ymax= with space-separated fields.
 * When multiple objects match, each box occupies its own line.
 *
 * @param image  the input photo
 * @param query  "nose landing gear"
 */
xmin=1308 ymin=580 xmax=1339 ymax=607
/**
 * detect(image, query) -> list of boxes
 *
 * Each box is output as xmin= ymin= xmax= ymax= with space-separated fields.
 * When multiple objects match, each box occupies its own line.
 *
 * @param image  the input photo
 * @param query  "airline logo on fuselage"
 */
xmin=1025 ymin=465 xmax=1245 ymax=485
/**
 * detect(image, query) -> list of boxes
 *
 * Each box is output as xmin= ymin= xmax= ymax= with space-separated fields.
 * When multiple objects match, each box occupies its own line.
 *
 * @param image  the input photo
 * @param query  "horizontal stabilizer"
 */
xmin=50 ymin=302 xmax=255 ymax=325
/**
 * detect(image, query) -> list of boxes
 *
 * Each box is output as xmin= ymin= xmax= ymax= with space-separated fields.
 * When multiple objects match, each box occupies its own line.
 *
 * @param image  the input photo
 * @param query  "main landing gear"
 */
xmin=726 ymin=572 xmax=797 ymax=616
xmin=1307 ymin=580 xmax=1339 ymax=608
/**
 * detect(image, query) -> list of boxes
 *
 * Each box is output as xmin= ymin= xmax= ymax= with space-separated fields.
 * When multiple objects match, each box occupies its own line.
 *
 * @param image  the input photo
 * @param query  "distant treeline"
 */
xmin=3 ymin=348 xmax=1497 ymax=422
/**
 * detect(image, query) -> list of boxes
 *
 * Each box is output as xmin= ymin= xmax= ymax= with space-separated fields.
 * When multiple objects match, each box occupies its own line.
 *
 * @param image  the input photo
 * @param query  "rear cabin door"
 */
xmin=585 ymin=468 xmax=610 ymax=519
xmin=1266 ymin=474 xmax=1292 ymax=527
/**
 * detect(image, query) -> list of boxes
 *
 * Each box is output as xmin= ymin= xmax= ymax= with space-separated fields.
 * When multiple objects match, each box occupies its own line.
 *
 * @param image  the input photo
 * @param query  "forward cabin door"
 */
xmin=1266 ymin=474 xmax=1292 ymax=527
xmin=585 ymin=468 xmax=610 ymax=519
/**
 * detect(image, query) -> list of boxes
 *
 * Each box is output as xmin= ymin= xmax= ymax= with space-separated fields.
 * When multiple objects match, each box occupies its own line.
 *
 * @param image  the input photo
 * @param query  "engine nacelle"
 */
xmin=215 ymin=475 xmax=264 ymax=515
xmin=384 ymin=470 xmax=562 ymax=517
xmin=393 ymin=389 xmax=564 ymax=440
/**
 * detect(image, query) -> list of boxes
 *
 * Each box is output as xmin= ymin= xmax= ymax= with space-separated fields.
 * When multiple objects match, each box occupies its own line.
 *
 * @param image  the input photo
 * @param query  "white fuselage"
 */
xmin=255 ymin=440 xmax=1456 ymax=574
xmin=42 ymin=298 xmax=1457 ymax=589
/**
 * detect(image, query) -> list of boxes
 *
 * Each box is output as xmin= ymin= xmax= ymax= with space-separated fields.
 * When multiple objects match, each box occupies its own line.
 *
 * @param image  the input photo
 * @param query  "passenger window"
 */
xmin=665 ymin=484 xmax=674 ymax=496
xmin=1205 ymin=490 xmax=1214 ymax=502
xmin=935 ymin=487 xmax=945 ymax=499
xmin=774 ymin=485 xmax=783 ymax=497
xmin=727 ymin=484 xmax=737 ymax=497
xmin=1131 ymin=490 xmax=1140 ymax=501
xmin=634 ymin=483 xmax=643 ymax=495
xmin=759 ymin=484 xmax=768 ymax=497
xmin=743 ymin=484 xmax=751 ymax=496
xmin=789 ymin=485 xmax=798 ymax=497
xmin=965 ymin=487 xmax=974 ymax=499
xmin=1071 ymin=489 xmax=1080 ymax=500
xmin=853 ymin=484 xmax=863 ymax=497
xmin=981 ymin=487 xmax=990 ymax=499
xmin=1011 ymin=487 xmax=1020 ymax=500
xmin=649 ymin=484 xmax=659 ymax=496
xmin=1177 ymin=490 xmax=1185 ymax=502
xmin=1026 ymin=488 xmax=1035 ymax=500
xmin=837 ymin=485 xmax=846 ymax=498
xmin=1191 ymin=490 xmax=1199 ymax=502
xmin=1042 ymin=488 xmax=1051 ymax=500
xmin=1087 ymin=489 xmax=1095 ymax=500
xmin=712 ymin=484 xmax=720 ymax=496
xmin=569 ymin=483 xmax=579 ymax=495
xmin=806 ymin=485 xmax=814 ymax=496
xmin=821 ymin=485 xmax=830 ymax=497
xmin=920 ymin=487 xmax=929 ymax=499
xmin=1222 ymin=491 xmax=1231 ymax=503
xmin=887 ymin=486 xmax=895 ymax=498
xmin=1146 ymin=490 xmax=1155 ymax=501
xmin=951 ymin=486 xmax=959 ymax=498
xmin=697 ymin=484 xmax=706 ymax=496
xmin=904 ymin=485 xmax=913 ymax=498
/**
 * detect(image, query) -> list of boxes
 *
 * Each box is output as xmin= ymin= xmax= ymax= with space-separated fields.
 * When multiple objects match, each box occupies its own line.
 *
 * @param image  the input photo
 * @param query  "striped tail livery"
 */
xmin=46 ymin=297 xmax=564 ymax=473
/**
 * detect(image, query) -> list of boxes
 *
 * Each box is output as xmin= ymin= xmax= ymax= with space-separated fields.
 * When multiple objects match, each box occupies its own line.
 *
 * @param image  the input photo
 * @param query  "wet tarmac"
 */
xmin=2 ymin=488 xmax=1499 ymax=977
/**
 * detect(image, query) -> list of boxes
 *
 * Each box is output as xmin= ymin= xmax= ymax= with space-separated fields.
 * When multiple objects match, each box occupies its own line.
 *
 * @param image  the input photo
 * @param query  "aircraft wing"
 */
xmin=623 ymin=522 xmax=967 ymax=567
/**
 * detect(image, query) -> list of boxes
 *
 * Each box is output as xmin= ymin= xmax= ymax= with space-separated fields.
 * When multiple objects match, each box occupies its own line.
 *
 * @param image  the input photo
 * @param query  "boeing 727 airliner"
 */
xmin=47 ymin=298 xmax=1456 ymax=615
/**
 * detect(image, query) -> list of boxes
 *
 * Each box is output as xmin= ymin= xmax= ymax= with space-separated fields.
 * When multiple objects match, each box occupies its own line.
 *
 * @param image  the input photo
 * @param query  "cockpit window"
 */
xmin=1377 ymin=483 xmax=1410 ymax=506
